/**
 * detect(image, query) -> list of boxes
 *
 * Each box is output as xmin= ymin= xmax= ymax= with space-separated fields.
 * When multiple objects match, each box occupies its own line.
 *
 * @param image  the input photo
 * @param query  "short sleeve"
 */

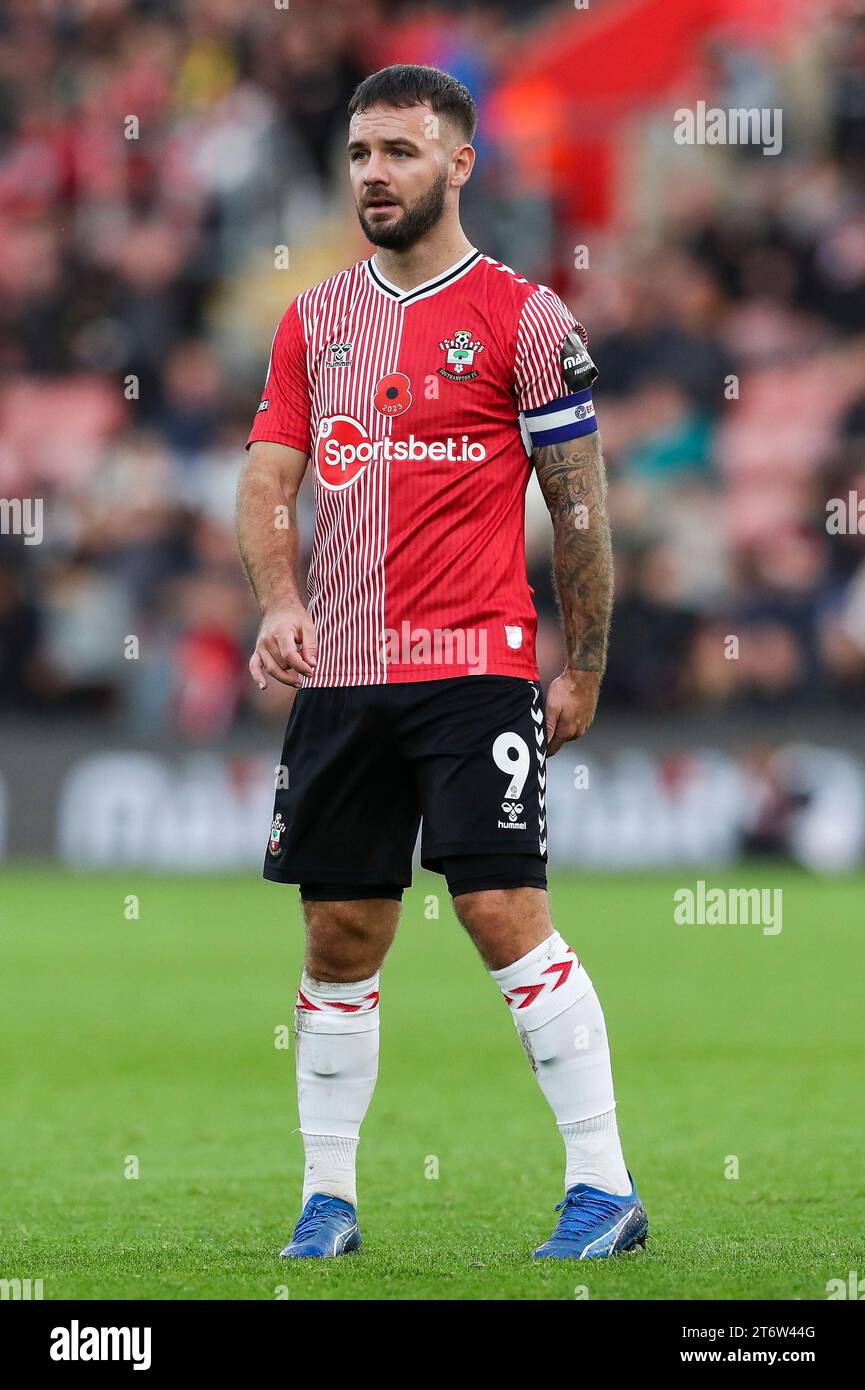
xmin=246 ymin=297 xmax=311 ymax=454
xmin=515 ymin=288 xmax=598 ymax=451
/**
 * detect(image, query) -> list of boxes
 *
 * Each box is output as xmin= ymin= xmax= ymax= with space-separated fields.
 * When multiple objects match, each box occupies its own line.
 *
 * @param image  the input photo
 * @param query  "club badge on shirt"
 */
xmin=438 ymin=328 xmax=484 ymax=382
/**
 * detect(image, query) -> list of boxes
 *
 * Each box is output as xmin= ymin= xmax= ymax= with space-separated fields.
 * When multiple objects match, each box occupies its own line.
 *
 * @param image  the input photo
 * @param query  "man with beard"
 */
xmin=236 ymin=64 xmax=647 ymax=1262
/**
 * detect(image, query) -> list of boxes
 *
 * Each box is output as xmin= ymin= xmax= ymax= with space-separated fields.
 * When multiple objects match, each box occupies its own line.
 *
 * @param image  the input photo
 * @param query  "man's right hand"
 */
xmin=249 ymin=604 xmax=318 ymax=689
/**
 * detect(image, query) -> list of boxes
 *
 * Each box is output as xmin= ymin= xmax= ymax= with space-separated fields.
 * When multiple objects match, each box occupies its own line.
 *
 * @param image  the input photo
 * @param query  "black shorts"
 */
xmin=263 ymin=675 xmax=548 ymax=891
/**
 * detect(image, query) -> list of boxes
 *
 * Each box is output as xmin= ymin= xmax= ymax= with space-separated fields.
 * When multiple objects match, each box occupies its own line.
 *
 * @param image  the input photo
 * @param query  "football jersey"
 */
xmin=247 ymin=245 xmax=596 ymax=687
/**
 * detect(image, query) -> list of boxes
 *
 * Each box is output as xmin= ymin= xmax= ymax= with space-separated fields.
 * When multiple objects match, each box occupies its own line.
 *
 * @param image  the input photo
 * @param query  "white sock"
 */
xmin=295 ymin=969 xmax=380 ymax=1208
xmin=560 ymin=1109 xmax=629 ymax=1195
xmin=491 ymin=931 xmax=631 ymax=1196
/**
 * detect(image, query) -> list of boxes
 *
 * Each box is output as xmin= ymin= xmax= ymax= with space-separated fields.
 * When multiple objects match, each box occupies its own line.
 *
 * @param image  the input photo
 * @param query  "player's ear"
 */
xmin=451 ymin=143 xmax=475 ymax=186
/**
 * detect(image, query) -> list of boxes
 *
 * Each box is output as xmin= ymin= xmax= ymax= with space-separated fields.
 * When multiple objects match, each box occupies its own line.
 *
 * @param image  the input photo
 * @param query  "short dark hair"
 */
xmin=348 ymin=64 xmax=477 ymax=144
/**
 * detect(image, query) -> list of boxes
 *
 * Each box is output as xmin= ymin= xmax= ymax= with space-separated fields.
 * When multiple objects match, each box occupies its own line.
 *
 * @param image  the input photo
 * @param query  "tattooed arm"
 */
xmin=533 ymin=430 xmax=613 ymax=753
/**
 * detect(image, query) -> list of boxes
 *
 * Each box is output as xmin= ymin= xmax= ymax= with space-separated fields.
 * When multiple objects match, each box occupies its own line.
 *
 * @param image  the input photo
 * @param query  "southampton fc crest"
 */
xmin=268 ymin=812 xmax=285 ymax=857
xmin=437 ymin=328 xmax=484 ymax=382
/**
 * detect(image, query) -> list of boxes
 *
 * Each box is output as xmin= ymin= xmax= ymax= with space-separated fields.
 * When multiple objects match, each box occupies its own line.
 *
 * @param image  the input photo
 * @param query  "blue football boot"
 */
xmin=532 ymin=1171 xmax=648 ymax=1259
xmin=280 ymin=1193 xmax=362 ymax=1259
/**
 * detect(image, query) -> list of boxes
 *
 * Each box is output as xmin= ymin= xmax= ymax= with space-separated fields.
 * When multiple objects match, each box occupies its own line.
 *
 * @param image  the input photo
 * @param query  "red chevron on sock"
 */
xmin=543 ymin=958 xmax=574 ymax=990
xmin=324 ymin=991 xmax=380 ymax=1012
xmin=509 ymin=981 xmax=546 ymax=1009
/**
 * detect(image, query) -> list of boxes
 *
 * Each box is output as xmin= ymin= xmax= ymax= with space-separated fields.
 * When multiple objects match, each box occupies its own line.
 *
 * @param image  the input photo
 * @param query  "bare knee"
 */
xmin=303 ymin=898 xmax=400 ymax=981
xmin=452 ymin=887 xmax=552 ymax=970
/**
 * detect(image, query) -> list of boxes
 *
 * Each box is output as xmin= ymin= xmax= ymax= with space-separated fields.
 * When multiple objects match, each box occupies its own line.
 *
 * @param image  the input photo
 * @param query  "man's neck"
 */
xmin=372 ymin=231 xmax=475 ymax=293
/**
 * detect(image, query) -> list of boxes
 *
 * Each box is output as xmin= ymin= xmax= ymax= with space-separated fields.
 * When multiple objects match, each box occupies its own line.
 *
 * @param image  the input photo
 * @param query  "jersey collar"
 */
xmin=364 ymin=246 xmax=481 ymax=306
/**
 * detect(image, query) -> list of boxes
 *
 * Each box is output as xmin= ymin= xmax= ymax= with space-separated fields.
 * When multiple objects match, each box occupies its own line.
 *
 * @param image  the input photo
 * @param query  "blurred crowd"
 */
xmin=1 ymin=0 xmax=865 ymax=737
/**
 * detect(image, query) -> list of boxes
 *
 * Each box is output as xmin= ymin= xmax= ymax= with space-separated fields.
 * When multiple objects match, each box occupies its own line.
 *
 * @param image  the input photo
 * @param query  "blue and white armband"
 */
xmin=518 ymin=325 xmax=599 ymax=454
xmin=519 ymin=388 xmax=597 ymax=450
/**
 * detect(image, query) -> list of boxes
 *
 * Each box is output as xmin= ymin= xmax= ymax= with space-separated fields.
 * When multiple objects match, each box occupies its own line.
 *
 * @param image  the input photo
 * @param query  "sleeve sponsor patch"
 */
xmin=560 ymin=329 xmax=598 ymax=393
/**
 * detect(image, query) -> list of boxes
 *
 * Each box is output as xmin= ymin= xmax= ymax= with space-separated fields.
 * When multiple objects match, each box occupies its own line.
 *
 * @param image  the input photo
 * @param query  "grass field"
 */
xmin=1 ymin=867 xmax=862 ymax=1301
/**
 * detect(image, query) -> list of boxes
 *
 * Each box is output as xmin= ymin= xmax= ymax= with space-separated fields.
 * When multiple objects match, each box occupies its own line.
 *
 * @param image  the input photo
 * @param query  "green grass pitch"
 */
xmin=1 ymin=867 xmax=862 ymax=1300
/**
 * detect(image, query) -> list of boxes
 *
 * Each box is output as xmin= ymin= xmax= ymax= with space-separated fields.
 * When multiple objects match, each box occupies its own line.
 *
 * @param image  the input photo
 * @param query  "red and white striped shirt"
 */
xmin=247 ymin=246 xmax=591 ymax=686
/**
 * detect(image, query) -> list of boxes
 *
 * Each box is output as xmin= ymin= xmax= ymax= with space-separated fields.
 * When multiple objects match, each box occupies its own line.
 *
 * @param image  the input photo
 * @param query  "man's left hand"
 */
xmin=544 ymin=669 xmax=602 ymax=755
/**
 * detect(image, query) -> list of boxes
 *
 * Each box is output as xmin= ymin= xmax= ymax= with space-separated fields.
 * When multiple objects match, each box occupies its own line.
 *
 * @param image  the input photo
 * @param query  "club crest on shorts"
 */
xmin=438 ymin=328 xmax=484 ymax=381
xmin=268 ymin=812 xmax=285 ymax=857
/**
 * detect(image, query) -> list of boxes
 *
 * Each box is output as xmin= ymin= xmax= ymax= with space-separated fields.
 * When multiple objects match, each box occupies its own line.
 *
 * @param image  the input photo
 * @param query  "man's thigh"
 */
xmin=264 ymin=686 xmax=421 ymax=889
xmin=402 ymin=675 xmax=549 ymax=872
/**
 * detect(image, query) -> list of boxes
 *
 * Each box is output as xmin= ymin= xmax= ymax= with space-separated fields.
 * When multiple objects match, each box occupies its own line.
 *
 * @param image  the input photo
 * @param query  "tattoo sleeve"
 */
xmin=532 ymin=431 xmax=613 ymax=673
